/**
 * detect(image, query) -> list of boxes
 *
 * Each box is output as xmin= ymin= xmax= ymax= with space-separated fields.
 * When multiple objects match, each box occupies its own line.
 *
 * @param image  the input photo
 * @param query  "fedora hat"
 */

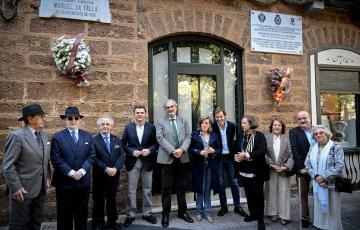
xmin=60 ymin=106 xmax=84 ymax=119
xmin=18 ymin=103 xmax=47 ymax=121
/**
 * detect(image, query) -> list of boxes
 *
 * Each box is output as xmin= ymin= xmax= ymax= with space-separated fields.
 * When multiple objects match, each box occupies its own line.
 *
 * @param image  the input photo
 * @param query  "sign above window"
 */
xmin=39 ymin=0 xmax=111 ymax=23
xmin=250 ymin=10 xmax=303 ymax=55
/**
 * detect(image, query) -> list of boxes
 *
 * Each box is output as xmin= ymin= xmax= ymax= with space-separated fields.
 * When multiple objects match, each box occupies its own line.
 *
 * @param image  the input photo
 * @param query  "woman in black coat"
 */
xmin=189 ymin=116 xmax=221 ymax=223
xmin=234 ymin=115 xmax=269 ymax=230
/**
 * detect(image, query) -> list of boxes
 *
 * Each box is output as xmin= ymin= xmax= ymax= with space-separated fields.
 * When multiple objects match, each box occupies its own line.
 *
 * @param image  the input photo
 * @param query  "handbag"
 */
xmin=334 ymin=176 xmax=352 ymax=193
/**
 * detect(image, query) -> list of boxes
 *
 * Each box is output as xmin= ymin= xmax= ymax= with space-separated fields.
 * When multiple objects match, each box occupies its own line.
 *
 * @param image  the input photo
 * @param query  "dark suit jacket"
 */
xmin=121 ymin=122 xmax=158 ymax=172
xmin=289 ymin=126 xmax=311 ymax=171
xmin=212 ymin=121 xmax=236 ymax=157
xmin=189 ymin=131 xmax=222 ymax=194
xmin=92 ymin=133 xmax=125 ymax=183
xmin=3 ymin=127 xmax=51 ymax=198
xmin=235 ymin=131 xmax=269 ymax=181
xmin=50 ymin=128 xmax=94 ymax=189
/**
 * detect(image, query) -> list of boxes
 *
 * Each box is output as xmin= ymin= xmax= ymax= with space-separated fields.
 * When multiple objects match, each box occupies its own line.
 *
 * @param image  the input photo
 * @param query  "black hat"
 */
xmin=60 ymin=106 xmax=84 ymax=119
xmin=18 ymin=104 xmax=47 ymax=121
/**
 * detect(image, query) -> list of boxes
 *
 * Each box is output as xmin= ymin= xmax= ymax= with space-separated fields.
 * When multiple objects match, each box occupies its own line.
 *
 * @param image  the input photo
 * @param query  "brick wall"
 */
xmin=0 ymin=0 xmax=359 ymax=224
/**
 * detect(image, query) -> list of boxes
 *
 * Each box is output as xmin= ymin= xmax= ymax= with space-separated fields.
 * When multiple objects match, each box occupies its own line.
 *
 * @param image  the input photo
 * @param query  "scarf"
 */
xmin=309 ymin=140 xmax=334 ymax=213
xmin=241 ymin=131 xmax=256 ymax=154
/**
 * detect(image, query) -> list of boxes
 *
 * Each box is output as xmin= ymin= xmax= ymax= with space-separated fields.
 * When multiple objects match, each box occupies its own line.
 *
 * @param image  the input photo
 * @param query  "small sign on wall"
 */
xmin=251 ymin=10 xmax=303 ymax=55
xmin=39 ymin=0 xmax=111 ymax=23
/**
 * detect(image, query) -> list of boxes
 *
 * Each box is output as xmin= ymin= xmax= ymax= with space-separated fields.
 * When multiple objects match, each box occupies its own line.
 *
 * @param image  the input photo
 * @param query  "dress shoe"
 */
xmin=92 ymin=224 xmax=104 ymax=230
xmin=161 ymin=215 xmax=169 ymax=228
xmin=244 ymin=216 xmax=257 ymax=222
xmin=123 ymin=217 xmax=135 ymax=227
xmin=205 ymin=216 xmax=214 ymax=223
xmin=177 ymin=213 xmax=194 ymax=223
xmin=269 ymin=215 xmax=278 ymax=222
xmin=195 ymin=215 xmax=202 ymax=221
xmin=104 ymin=222 xmax=122 ymax=230
xmin=301 ymin=220 xmax=310 ymax=228
xmin=142 ymin=215 xmax=157 ymax=224
xmin=280 ymin=219 xmax=287 ymax=225
xmin=258 ymin=221 xmax=265 ymax=230
xmin=217 ymin=206 xmax=229 ymax=216
xmin=234 ymin=206 xmax=249 ymax=217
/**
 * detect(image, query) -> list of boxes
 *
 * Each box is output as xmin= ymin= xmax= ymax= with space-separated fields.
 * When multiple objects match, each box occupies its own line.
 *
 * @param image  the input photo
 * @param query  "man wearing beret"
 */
xmin=50 ymin=106 xmax=94 ymax=230
xmin=3 ymin=103 xmax=51 ymax=230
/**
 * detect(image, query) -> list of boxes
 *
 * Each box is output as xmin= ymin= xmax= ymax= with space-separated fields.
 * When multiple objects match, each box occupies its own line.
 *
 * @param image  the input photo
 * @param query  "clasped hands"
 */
xmin=234 ymin=151 xmax=247 ymax=162
xmin=315 ymin=175 xmax=327 ymax=188
xmin=72 ymin=170 xmax=84 ymax=180
xmin=271 ymin=164 xmax=288 ymax=173
xmin=133 ymin=149 xmax=151 ymax=158
xmin=106 ymin=167 xmax=117 ymax=177
xmin=200 ymin=147 xmax=215 ymax=158
xmin=172 ymin=148 xmax=184 ymax=158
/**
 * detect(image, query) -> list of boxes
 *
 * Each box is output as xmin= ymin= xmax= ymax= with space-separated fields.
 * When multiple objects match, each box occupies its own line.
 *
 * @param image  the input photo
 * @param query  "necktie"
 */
xmin=171 ymin=119 xmax=180 ymax=148
xmin=35 ymin=131 xmax=44 ymax=154
xmin=104 ymin=136 xmax=110 ymax=153
xmin=71 ymin=131 xmax=78 ymax=143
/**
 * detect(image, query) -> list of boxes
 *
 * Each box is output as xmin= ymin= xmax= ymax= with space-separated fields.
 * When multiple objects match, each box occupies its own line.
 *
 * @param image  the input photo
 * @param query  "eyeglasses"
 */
xmin=166 ymin=105 xmax=175 ymax=109
xmin=67 ymin=117 xmax=80 ymax=121
xmin=314 ymin=131 xmax=324 ymax=136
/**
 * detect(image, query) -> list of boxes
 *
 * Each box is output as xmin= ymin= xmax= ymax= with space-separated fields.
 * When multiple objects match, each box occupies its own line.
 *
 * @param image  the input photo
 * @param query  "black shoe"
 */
xmin=104 ymin=222 xmax=122 ymax=230
xmin=177 ymin=213 xmax=194 ymax=223
xmin=142 ymin=215 xmax=157 ymax=224
xmin=301 ymin=220 xmax=310 ymax=228
xmin=234 ymin=206 xmax=249 ymax=217
xmin=258 ymin=221 xmax=265 ymax=230
xmin=123 ymin=217 xmax=135 ymax=227
xmin=92 ymin=224 xmax=104 ymax=230
xmin=217 ymin=206 xmax=229 ymax=216
xmin=161 ymin=215 xmax=169 ymax=228
xmin=244 ymin=216 xmax=257 ymax=222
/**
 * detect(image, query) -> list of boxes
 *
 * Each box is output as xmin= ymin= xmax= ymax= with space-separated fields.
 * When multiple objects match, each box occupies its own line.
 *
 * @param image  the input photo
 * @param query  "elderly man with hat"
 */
xmin=50 ymin=106 xmax=94 ymax=230
xmin=3 ymin=103 xmax=51 ymax=230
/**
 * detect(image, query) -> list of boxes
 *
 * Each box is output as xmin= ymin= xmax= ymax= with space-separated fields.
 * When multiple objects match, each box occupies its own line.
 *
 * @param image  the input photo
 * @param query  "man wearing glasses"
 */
xmin=156 ymin=99 xmax=193 ymax=228
xmin=3 ymin=103 xmax=51 ymax=230
xmin=50 ymin=106 xmax=94 ymax=230
xmin=289 ymin=111 xmax=315 ymax=228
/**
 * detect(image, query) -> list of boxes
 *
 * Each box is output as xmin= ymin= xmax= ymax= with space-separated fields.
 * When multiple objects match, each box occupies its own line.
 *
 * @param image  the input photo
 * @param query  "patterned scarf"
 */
xmin=242 ymin=131 xmax=256 ymax=153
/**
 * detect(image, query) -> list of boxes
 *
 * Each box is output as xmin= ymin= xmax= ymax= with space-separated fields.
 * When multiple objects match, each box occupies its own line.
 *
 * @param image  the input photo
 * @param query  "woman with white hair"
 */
xmin=304 ymin=125 xmax=345 ymax=230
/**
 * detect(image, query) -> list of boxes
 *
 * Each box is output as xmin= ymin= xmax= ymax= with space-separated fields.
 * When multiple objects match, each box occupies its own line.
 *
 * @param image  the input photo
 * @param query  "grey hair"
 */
xmin=97 ymin=115 xmax=114 ymax=126
xmin=163 ymin=99 xmax=177 ymax=109
xmin=312 ymin=125 xmax=333 ymax=139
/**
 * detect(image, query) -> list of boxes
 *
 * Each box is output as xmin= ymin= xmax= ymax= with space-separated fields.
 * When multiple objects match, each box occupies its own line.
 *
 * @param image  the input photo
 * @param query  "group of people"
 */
xmin=2 ymin=100 xmax=345 ymax=230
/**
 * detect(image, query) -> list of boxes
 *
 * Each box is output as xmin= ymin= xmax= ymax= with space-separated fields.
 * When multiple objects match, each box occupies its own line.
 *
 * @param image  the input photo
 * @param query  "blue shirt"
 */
xmin=304 ymin=129 xmax=316 ymax=146
xmin=218 ymin=122 xmax=230 ymax=154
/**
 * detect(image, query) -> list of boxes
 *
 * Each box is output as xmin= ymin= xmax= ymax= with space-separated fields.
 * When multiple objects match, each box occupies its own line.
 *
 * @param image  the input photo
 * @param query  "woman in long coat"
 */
xmin=305 ymin=125 xmax=344 ymax=230
xmin=264 ymin=119 xmax=294 ymax=225
xmin=189 ymin=116 xmax=221 ymax=223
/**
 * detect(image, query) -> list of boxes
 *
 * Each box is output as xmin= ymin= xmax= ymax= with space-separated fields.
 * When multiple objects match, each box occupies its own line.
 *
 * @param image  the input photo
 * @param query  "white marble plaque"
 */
xmin=39 ymin=0 xmax=111 ymax=23
xmin=251 ymin=10 xmax=303 ymax=55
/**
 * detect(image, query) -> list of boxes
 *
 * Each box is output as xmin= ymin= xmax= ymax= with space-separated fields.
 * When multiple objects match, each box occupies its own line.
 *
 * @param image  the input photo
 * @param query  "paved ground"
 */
xmin=1 ymin=191 xmax=359 ymax=230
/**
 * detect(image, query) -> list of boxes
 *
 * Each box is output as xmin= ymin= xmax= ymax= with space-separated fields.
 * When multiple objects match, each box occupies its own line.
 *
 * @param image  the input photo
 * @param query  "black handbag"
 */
xmin=334 ymin=176 xmax=352 ymax=193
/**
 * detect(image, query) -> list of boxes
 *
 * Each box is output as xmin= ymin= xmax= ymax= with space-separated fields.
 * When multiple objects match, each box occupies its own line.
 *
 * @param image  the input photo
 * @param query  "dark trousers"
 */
xmin=241 ymin=176 xmax=264 ymax=221
xmin=56 ymin=186 xmax=90 ymax=230
xmin=92 ymin=177 xmax=118 ymax=225
xmin=297 ymin=173 xmax=311 ymax=221
xmin=9 ymin=190 xmax=46 ymax=230
xmin=218 ymin=155 xmax=240 ymax=207
xmin=161 ymin=159 xmax=188 ymax=216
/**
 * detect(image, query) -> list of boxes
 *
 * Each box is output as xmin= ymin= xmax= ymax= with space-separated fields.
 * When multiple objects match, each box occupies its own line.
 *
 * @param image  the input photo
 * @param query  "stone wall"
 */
xmin=0 ymin=0 xmax=359 ymax=225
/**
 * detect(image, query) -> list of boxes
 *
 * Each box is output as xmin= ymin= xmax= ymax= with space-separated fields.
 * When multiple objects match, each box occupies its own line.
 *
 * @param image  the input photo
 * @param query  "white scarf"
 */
xmin=309 ymin=140 xmax=334 ymax=213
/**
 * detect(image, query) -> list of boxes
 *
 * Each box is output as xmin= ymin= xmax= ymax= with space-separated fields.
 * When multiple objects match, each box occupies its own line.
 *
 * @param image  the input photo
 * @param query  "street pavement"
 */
xmin=1 ymin=191 xmax=359 ymax=230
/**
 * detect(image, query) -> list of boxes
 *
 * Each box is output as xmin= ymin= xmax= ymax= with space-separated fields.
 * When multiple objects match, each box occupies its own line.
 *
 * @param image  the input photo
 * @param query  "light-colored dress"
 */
xmin=305 ymin=141 xmax=344 ymax=230
xmin=264 ymin=133 xmax=294 ymax=220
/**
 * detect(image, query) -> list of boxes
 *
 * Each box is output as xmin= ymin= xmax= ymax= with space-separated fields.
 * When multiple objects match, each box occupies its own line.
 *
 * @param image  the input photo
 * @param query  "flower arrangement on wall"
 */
xmin=267 ymin=66 xmax=293 ymax=105
xmin=52 ymin=33 xmax=91 ymax=87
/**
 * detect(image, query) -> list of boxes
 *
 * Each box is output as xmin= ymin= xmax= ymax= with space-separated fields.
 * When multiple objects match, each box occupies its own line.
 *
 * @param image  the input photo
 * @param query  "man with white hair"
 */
xmin=91 ymin=115 xmax=125 ymax=230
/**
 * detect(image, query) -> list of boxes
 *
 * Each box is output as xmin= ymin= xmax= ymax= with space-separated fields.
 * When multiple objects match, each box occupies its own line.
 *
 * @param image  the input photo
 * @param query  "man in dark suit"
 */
xmin=212 ymin=108 xmax=248 ymax=217
xmin=3 ymin=104 xmax=51 ymax=230
xmin=289 ymin=111 xmax=315 ymax=228
xmin=50 ymin=106 xmax=94 ymax=230
xmin=156 ymin=99 xmax=193 ymax=228
xmin=92 ymin=115 xmax=125 ymax=230
xmin=121 ymin=105 xmax=158 ymax=227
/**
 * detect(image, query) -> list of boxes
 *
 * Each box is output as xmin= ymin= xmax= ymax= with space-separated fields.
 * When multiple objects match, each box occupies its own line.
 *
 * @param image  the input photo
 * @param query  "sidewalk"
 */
xmin=1 ymin=191 xmax=359 ymax=230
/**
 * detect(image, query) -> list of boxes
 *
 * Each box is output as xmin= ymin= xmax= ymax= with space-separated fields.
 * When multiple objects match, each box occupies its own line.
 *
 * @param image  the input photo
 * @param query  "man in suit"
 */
xmin=3 ymin=103 xmax=51 ymax=230
xmin=212 ymin=108 xmax=248 ymax=217
xmin=92 ymin=115 xmax=125 ymax=230
xmin=156 ymin=99 xmax=194 ymax=228
xmin=289 ymin=111 xmax=315 ymax=228
xmin=50 ymin=106 xmax=94 ymax=230
xmin=122 ymin=105 xmax=158 ymax=227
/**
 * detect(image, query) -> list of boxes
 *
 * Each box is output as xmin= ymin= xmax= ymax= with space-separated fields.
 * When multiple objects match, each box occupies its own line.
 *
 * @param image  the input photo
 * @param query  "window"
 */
xmin=149 ymin=36 xmax=243 ymax=131
xmin=311 ymin=49 xmax=360 ymax=148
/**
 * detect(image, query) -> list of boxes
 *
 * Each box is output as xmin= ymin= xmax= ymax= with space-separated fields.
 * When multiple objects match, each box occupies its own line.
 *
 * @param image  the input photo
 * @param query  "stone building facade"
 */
xmin=0 ymin=0 xmax=359 ymax=225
